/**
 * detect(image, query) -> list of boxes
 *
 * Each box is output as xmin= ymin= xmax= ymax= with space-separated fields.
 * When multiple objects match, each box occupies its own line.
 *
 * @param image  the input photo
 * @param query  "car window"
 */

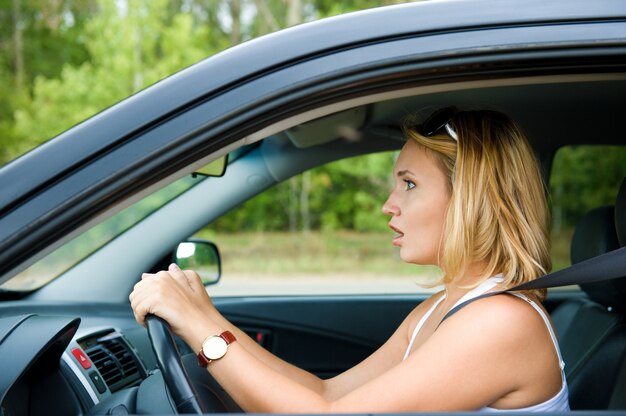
xmin=0 ymin=175 xmax=204 ymax=292
xmin=203 ymin=144 xmax=626 ymax=297
xmin=549 ymin=145 xmax=626 ymax=272
xmin=199 ymin=151 xmax=441 ymax=297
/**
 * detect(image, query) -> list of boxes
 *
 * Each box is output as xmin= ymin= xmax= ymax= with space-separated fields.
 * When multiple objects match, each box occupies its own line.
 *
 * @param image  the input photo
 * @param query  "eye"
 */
xmin=403 ymin=179 xmax=416 ymax=191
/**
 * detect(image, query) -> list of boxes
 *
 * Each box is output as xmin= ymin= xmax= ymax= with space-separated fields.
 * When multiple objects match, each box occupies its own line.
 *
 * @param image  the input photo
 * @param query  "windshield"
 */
xmin=0 ymin=175 xmax=203 ymax=292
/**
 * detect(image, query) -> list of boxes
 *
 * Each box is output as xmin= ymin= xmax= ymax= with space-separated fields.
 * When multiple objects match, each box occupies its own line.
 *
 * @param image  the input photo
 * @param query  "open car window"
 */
xmin=199 ymin=143 xmax=626 ymax=297
xmin=549 ymin=145 xmax=626 ymax=272
xmin=199 ymin=151 xmax=441 ymax=297
xmin=0 ymin=175 xmax=204 ymax=292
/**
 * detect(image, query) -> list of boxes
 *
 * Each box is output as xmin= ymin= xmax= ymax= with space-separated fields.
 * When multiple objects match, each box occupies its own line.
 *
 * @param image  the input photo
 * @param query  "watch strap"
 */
xmin=197 ymin=330 xmax=236 ymax=367
xmin=221 ymin=331 xmax=236 ymax=345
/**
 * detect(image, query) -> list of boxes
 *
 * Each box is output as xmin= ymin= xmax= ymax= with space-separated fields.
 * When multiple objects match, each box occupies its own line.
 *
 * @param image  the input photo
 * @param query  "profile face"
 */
xmin=382 ymin=140 xmax=451 ymax=266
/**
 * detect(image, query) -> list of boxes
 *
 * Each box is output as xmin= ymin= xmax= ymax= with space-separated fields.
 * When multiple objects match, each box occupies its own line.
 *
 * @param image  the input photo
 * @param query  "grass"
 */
xmin=2 ymin=226 xmax=574 ymax=294
xmin=194 ymin=230 xmax=438 ymax=277
xmin=194 ymin=229 xmax=574 ymax=277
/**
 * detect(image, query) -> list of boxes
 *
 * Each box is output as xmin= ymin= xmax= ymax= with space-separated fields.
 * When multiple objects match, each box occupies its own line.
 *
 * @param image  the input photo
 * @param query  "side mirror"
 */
xmin=173 ymin=239 xmax=221 ymax=286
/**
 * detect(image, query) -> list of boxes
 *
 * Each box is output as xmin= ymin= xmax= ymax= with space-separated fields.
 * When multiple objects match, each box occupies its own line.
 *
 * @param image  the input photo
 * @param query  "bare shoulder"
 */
xmin=394 ymin=292 xmax=560 ymax=410
xmin=437 ymin=293 xmax=552 ymax=350
xmin=403 ymin=290 xmax=446 ymax=338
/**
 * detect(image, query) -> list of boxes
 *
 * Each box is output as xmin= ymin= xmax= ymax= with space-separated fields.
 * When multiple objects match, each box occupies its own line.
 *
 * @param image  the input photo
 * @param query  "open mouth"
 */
xmin=389 ymin=224 xmax=404 ymax=245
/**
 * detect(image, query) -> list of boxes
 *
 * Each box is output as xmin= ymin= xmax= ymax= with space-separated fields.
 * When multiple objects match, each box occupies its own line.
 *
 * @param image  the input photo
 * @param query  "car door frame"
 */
xmin=1 ymin=1 xmax=626 ymax=285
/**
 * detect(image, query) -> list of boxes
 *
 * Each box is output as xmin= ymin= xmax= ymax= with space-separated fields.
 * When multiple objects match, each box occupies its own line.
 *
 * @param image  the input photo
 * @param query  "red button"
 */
xmin=72 ymin=348 xmax=92 ymax=369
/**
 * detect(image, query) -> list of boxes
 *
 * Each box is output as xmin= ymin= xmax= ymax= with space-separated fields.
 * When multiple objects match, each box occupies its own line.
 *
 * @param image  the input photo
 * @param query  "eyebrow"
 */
xmin=396 ymin=169 xmax=414 ymax=177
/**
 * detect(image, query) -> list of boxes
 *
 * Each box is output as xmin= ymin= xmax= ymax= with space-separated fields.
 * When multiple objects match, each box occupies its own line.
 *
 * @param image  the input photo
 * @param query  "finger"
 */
xmin=129 ymin=282 xmax=142 ymax=303
xmin=168 ymin=263 xmax=192 ymax=289
xmin=130 ymin=277 xmax=153 ymax=302
xmin=129 ymin=277 xmax=160 ymax=314
xmin=132 ymin=297 xmax=153 ymax=327
xmin=129 ymin=284 xmax=148 ymax=307
xmin=132 ymin=307 xmax=145 ymax=327
xmin=183 ymin=270 xmax=205 ymax=293
xmin=141 ymin=272 xmax=156 ymax=280
xmin=154 ymin=270 xmax=174 ymax=285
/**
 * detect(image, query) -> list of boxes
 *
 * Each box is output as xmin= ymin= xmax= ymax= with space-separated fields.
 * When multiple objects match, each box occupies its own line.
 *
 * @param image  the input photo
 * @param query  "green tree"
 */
xmin=10 ymin=0 xmax=224 ymax=161
xmin=211 ymin=151 xmax=397 ymax=233
xmin=550 ymin=145 xmax=626 ymax=231
xmin=0 ymin=0 xmax=96 ymax=163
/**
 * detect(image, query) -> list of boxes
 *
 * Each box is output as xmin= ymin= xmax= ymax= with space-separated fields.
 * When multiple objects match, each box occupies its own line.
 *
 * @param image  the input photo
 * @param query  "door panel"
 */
xmin=217 ymin=295 xmax=423 ymax=377
xmin=215 ymin=291 xmax=579 ymax=377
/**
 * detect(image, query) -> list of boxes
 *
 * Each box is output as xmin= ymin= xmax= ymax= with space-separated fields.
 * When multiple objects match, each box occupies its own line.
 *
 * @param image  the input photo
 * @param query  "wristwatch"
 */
xmin=197 ymin=331 xmax=237 ymax=367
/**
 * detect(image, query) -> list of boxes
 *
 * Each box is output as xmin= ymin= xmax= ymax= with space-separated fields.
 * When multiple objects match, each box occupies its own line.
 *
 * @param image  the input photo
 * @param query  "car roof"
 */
xmin=1 ymin=0 xmax=625 ymax=284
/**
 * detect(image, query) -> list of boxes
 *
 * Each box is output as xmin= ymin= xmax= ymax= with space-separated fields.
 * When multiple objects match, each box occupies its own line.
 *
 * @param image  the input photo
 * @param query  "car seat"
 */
xmin=550 ymin=189 xmax=626 ymax=408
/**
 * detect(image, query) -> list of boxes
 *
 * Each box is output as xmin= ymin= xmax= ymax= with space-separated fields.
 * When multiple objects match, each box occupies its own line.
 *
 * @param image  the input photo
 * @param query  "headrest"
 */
xmin=571 ymin=206 xmax=619 ymax=264
xmin=571 ymin=205 xmax=626 ymax=311
xmin=616 ymin=177 xmax=626 ymax=246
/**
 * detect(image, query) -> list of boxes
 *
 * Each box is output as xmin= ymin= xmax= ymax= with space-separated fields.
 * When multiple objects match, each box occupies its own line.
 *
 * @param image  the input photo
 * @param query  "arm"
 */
xmin=211 ymin=300 xmax=416 ymax=401
xmin=130 ymin=264 xmax=547 ymax=412
xmin=204 ymin=300 xmax=326 ymax=394
xmin=189 ymin=295 xmax=540 ymax=412
xmin=131 ymin=264 xmax=418 ymax=400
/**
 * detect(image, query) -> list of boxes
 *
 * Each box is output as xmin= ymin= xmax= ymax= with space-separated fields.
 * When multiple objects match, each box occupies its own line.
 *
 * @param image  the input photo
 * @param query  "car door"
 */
xmin=2 ymin=0 xmax=626 ymax=285
xmin=217 ymin=296 xmax=420 ymax=378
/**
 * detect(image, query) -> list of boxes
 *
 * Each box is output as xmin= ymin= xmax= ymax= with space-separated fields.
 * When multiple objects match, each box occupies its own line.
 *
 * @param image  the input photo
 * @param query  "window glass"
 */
xmin=204 ymin=145 xmax=626 ymax=296
xmin=198 ymin=152 xmax=441 ymax=297
xmin=1 ymin=175 xmax=203 ymax=292
xmin=549 ymin=145 xmax=626 ymax=271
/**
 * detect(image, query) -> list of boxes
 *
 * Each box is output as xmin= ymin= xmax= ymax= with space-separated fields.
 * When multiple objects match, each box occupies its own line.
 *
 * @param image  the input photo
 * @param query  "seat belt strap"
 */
xmin=439 ymin=245 xmax=626 ymax=325
xmin=438 ymin=291 xmax=507 ymax=327
xmin=511 ymin=245 xmax=626 ymax=291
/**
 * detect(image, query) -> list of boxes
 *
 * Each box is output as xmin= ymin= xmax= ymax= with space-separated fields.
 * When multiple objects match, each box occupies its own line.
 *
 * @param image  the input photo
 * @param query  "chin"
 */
xmin=399 ymin=249 xmax=420 ymax=265
xmin=400 ymin=249 xmax=436 ymax=266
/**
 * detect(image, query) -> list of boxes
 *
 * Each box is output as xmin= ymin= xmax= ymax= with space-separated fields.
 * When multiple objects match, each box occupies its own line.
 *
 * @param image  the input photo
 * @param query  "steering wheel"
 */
xmin=145 ymin=315 xmax=240 ymax=413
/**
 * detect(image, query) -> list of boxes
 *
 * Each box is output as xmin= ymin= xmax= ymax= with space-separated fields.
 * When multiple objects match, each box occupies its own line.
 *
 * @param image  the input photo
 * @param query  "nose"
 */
xmin=382 ymin=192 xmax=399 ymax=216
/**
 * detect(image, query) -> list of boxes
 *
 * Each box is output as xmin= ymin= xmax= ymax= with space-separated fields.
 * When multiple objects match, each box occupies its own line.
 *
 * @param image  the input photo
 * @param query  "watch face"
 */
xmin=202 ymin=335 xmax=228 ymax=360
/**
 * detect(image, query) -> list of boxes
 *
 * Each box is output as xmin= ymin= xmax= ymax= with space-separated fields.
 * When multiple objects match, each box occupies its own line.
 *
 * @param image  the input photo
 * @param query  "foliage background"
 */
xmin=0 ymin=0 xmax=398 ymax=163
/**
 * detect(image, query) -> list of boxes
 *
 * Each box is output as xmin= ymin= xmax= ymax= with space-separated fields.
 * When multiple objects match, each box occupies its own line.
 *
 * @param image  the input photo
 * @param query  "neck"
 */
xmin=443 ymin=262 xmax=495 ymax=300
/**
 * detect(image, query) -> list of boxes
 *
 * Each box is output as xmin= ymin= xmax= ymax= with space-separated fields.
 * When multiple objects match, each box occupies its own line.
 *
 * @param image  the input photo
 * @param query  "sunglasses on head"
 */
xmin=418 ymin=107 xmax=459 ymax=141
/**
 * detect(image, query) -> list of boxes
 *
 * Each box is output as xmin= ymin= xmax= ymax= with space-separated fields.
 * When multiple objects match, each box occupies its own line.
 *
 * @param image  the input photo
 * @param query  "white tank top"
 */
xmin=403 ymin=276 xmax=570 ymax=412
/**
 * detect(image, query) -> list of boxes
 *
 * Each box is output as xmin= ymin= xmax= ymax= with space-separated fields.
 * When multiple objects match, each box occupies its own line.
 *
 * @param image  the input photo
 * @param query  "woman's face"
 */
xmin=382 ymin=140 xmax=451 ymax=265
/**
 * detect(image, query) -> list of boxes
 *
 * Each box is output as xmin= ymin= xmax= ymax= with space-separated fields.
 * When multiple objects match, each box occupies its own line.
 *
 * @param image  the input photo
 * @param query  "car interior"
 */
xmin=1 ymin=72 xmax=626 ymax=414
xmin=552 ymin=191 xmax=626 ymax=409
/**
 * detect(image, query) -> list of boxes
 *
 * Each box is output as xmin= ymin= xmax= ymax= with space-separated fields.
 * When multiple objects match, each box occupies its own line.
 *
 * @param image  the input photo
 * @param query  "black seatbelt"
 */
xmin=440 ymin=245 xmax=626 ymax=324
xmin=510 ymin=245 xmax=626 ymax=291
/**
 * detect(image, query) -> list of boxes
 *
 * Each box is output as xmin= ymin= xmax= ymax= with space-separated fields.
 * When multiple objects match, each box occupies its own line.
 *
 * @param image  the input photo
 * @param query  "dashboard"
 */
xmin=0 ymin=302 xmax=177 ymax=415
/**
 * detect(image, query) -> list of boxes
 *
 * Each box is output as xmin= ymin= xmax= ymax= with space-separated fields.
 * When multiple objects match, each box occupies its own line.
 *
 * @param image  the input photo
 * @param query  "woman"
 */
xmin=129 ymin=108 xmax=569 ymax=412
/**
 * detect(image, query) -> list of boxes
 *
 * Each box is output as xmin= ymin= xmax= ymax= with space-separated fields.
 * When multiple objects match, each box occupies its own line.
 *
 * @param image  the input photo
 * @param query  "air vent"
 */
xmin=83 ymin=332 xmax=144 ymax=393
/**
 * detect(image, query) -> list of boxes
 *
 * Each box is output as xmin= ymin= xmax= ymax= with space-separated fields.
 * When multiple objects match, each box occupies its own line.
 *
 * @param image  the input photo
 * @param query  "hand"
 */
xmin=129 ymin=263 xmax=220 ymax=348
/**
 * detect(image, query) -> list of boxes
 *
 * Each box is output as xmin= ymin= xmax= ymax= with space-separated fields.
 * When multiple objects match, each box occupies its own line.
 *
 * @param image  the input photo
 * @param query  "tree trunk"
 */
xmin=254 ymin=0 xmax=279 ymax=33
xmin=132 ymin=3 xmax=143 ymax=92
xmin=12 ymin=0 xmax=24 ymax=91
xmin=229 ymin=0 xmax=241 ymax=45
xmin=286 ymin=0 xmax=301 ymax=27
xmin=300 ymin=171 xmax=311 ymax=236
xmin=289 ymin=177 xmax=298 ymax=232
xmin=41 ymin=0 xmax=63 ymax=31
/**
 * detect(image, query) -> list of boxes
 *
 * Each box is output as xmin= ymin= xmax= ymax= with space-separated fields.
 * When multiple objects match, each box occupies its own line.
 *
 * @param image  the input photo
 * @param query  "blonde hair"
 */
xmin=404 ymin=110 xmax=551 ymax=300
